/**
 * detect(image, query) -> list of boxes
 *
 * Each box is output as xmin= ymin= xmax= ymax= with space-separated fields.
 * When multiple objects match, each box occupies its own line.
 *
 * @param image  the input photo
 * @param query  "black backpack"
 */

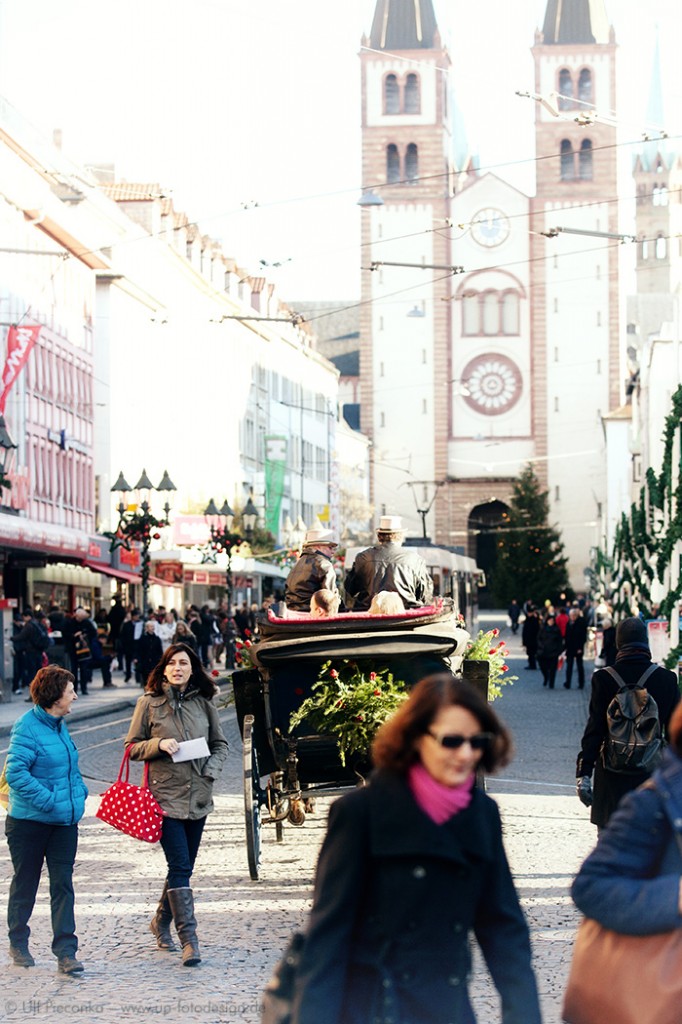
xmin=601 ymin=664 xmax=662 ymax=774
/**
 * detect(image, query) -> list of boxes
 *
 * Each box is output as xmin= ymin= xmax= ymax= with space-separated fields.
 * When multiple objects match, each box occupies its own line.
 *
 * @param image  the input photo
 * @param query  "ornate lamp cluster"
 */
xmin=203 ymin=496 xmax=258 ymax=610
xmin=108 ymin=468 xmax=177 ymax=616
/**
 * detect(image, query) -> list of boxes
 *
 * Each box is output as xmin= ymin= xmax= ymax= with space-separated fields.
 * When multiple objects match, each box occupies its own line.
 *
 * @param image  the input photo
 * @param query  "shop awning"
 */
xmin=83 ymin=560 xmax=142 ymax=584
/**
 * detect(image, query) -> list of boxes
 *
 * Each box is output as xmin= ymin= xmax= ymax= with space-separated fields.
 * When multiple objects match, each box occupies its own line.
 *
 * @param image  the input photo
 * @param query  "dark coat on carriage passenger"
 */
xmin=344 ymin=543 xmax=433 ymax=611
xmin=292 ymin=770 xmax=540 ymax=1024
xmin=284 ymin=549 xmax=338 ymax=612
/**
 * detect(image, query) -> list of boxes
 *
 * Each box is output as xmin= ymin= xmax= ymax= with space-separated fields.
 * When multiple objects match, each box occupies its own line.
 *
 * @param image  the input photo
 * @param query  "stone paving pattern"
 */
xmin=0 ymin=615 xmax=598 ymax=1023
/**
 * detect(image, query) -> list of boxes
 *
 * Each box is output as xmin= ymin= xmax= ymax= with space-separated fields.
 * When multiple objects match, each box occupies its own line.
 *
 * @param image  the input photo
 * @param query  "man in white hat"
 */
xmin=344 ymin=515 xmax=433 ymax=612
xmin=283 ymin=528 xmax=340 ymax=613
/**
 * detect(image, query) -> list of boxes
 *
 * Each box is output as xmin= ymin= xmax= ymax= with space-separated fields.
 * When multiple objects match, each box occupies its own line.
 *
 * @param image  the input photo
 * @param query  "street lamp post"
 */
xmin=203 ymin=499 xmax=241 ymax=612
xmin=109 ymin=468 xmax=177 ymax=617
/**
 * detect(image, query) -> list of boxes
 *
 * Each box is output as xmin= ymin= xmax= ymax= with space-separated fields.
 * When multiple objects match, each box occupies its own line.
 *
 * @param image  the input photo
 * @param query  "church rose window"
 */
xmin=460 ymin=354 xmax=522 ymax=416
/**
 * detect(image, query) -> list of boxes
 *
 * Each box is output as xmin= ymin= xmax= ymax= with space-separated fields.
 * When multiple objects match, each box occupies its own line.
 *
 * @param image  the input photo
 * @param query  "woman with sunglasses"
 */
xmin=291 ymin=673 xmax=541 ymax=1024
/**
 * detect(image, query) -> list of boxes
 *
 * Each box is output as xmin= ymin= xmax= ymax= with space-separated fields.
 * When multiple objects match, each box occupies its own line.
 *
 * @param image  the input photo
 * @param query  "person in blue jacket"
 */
xmin=572 ymin=698 xmax=682 ymax=935
xmin=4 ymin=665 xmax=87 ymax=974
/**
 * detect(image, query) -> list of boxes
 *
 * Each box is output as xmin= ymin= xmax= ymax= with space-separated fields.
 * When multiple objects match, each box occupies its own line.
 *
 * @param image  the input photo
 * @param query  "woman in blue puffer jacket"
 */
xmin=4 ymin=665 xmax=87 ymax=974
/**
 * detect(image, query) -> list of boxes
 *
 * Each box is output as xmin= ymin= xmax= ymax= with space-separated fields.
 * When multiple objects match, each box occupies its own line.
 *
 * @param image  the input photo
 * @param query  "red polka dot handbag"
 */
xmin=96 ymin=747 xmax=165 ymax=843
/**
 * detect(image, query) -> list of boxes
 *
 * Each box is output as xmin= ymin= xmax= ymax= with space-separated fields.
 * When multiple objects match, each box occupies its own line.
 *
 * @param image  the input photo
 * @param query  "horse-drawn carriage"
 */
xmin=231 ymin=601 xmax=470 ymax=879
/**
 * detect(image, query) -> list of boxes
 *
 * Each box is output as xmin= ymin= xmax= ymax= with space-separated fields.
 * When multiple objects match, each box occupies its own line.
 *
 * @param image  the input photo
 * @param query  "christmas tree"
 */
xmin=493 ymin=464 xmax=569 ymax=605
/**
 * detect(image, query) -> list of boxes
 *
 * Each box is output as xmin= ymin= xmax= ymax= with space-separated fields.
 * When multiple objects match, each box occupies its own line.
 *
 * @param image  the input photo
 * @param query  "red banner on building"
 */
xmin=0 ymin=324 xmax=42 ymax=414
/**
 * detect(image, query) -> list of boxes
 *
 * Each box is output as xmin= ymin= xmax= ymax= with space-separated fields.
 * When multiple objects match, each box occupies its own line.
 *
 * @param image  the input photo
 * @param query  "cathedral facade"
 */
xmin=359 ymin=0 xmax=623 ymax=592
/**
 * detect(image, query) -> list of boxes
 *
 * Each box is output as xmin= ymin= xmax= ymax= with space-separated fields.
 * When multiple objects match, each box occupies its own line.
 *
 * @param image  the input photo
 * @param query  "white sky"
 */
xmin=0 ymin=0 xmax=681 ymax=301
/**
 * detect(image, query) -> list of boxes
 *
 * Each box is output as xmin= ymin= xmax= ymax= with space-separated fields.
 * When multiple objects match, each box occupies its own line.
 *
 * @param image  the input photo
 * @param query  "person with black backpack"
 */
xmin=575 ymin=616 xmax=680 ymax=829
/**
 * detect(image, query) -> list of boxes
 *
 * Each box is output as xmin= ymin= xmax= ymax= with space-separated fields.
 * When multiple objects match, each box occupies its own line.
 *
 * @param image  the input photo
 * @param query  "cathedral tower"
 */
xmin=530 ymin=0 xmax=621 ymax=584
xmin=359 ymin=0 xmax=455 ymax=539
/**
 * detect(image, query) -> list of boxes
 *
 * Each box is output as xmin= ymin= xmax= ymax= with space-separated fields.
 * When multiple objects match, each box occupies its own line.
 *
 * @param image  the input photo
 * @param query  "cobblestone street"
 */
xmin=0 ymin=613 xmax=598 ymax=1024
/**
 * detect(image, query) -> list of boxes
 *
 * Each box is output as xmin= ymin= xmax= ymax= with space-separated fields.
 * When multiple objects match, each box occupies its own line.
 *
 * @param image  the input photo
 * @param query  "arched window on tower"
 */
xmin=579 ymin=139 xmax=593 ymax=180
xmin=558 ymin=69 xmax=573 ymax=110
xmin=385 ymin=74 xmax=400 ymax=114
xmin=560 ymin=139 xmax=575 ymax=180
xmin=404 ymin=73 xmax=420 ymax=113
xmin=462 ymin=292 xmax=479 ymax=335
xmin=501 ymin=292 xmax=520 ymax=335
xmin=386 ymin=144 xmax=400 ymax=184
xmin=578 ymin=68 xmax=593 ymax=105
xmin=656 ymin=234 xmax=667 ymax=259
xmin=653 ymin=186 xmax=669 ymax=206
xmin=482 ymin=292 xmax=499 ymax=335
xmin=405 ymin=143 xmax=419 ymax=183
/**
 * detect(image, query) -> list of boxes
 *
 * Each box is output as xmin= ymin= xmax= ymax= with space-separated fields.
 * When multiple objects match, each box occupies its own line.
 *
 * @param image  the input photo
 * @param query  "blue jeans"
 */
xmin=5 ymin=816 xmax=79 ymax=956
xmin=160 ymin=817 xmax=206 ymax=888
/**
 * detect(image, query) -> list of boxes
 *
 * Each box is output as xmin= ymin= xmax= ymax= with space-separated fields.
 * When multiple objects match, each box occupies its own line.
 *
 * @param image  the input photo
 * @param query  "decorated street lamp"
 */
xmin=109 ymin=468 xmax=176 ymax=616
xmin=203 ymin=498 xmax=242 ymax=611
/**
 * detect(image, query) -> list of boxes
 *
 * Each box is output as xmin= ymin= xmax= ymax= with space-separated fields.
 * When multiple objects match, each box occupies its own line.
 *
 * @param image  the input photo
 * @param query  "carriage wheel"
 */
xmin=243 ymin=715 xmax=263 ymax=880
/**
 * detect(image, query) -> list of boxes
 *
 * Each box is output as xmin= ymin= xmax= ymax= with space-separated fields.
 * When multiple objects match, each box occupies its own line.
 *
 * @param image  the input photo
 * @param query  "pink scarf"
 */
xmin=407 ymin=761 xmax=474 ymax=824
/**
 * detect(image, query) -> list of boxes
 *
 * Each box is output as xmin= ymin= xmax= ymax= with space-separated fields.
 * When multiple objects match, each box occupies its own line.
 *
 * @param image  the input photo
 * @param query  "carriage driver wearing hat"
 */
xmin=344 ymin=515 xmax=434 ymax=612
xmin=283 ymin=528 xmax=340 ymax=613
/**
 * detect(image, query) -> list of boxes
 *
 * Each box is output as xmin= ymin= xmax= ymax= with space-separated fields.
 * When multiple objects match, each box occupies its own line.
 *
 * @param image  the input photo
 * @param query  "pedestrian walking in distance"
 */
xmin=291 ymin=674 xmax=541 ymax=1024
xmin=125 ymin=643 xmax=228 ymax=966
xmin=4 ymin=666 xmax=87 ymax=974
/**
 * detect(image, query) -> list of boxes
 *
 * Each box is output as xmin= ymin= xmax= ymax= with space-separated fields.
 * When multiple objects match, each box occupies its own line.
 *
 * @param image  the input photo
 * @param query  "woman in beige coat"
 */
xmin=125 ymin=642 xmax=228 ymax=966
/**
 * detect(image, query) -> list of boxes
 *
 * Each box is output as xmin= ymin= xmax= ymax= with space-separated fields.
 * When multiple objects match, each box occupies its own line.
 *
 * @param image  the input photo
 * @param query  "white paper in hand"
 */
xmin=171 ymin=737 xmax=211 ymax=763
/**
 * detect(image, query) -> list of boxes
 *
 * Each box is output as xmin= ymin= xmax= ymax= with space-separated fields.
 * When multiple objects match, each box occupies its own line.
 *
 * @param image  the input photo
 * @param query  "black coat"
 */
xmin=577 ymin=656 xmax=680 ymax=828
xmin=521 ymin=614 xmax=539 ymax=651
xmin=292 ymin=770 xmax=540 ymax=1024
xmin=536 ymin=622 xmax=563 ymax=660
xmin=344 ymin=543 xmax=433 ymax=611
xmin=564 ymin=616 xmax=587 ymax=655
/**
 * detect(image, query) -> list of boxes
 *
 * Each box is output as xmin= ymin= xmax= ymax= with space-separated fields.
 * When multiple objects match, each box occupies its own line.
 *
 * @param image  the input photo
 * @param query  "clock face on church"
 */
xmin=461 ymin=354 xmax=522 ymax=416
xmin=471 ymin=208 xmax=510 ymax=247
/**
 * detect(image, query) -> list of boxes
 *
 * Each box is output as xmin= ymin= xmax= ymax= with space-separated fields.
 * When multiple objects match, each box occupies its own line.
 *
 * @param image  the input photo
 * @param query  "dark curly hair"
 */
xmin=372 ymin=672 xmax=513 ymax=775
xmin=145 ymin=643 xmax=216 ymax=699
xmin=29 ymin=666 xmax=75 ymax=709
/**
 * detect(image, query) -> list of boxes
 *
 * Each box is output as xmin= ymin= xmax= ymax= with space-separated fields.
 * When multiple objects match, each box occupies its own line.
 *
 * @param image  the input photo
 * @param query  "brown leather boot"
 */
xmin=150 ymin=881 xmax=176 ymax=951
xmin=167 ymin=887 xmax=201 ymax=966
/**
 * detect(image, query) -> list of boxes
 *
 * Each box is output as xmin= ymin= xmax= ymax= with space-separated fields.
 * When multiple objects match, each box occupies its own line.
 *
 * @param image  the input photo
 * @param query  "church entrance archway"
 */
xmin=468 ymin=501 xmax=510 ymax=609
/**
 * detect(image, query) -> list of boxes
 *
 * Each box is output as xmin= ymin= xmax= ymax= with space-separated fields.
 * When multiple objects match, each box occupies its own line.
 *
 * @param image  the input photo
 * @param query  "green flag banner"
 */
xmin=264 ymin=435 xmax=288 ymax=536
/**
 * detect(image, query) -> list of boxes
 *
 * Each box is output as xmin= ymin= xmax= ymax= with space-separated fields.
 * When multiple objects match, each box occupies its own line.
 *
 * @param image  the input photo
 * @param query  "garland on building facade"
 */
xmin=604 ymin=385 xmax=682 ymax=668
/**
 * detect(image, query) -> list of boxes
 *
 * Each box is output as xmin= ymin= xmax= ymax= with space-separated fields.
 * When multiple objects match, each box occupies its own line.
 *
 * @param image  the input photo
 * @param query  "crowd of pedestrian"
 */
xmin=9 ymin=594 xmax=278 ymax=696
xmin=5 ymin=558 xmax=682 ymax=1021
